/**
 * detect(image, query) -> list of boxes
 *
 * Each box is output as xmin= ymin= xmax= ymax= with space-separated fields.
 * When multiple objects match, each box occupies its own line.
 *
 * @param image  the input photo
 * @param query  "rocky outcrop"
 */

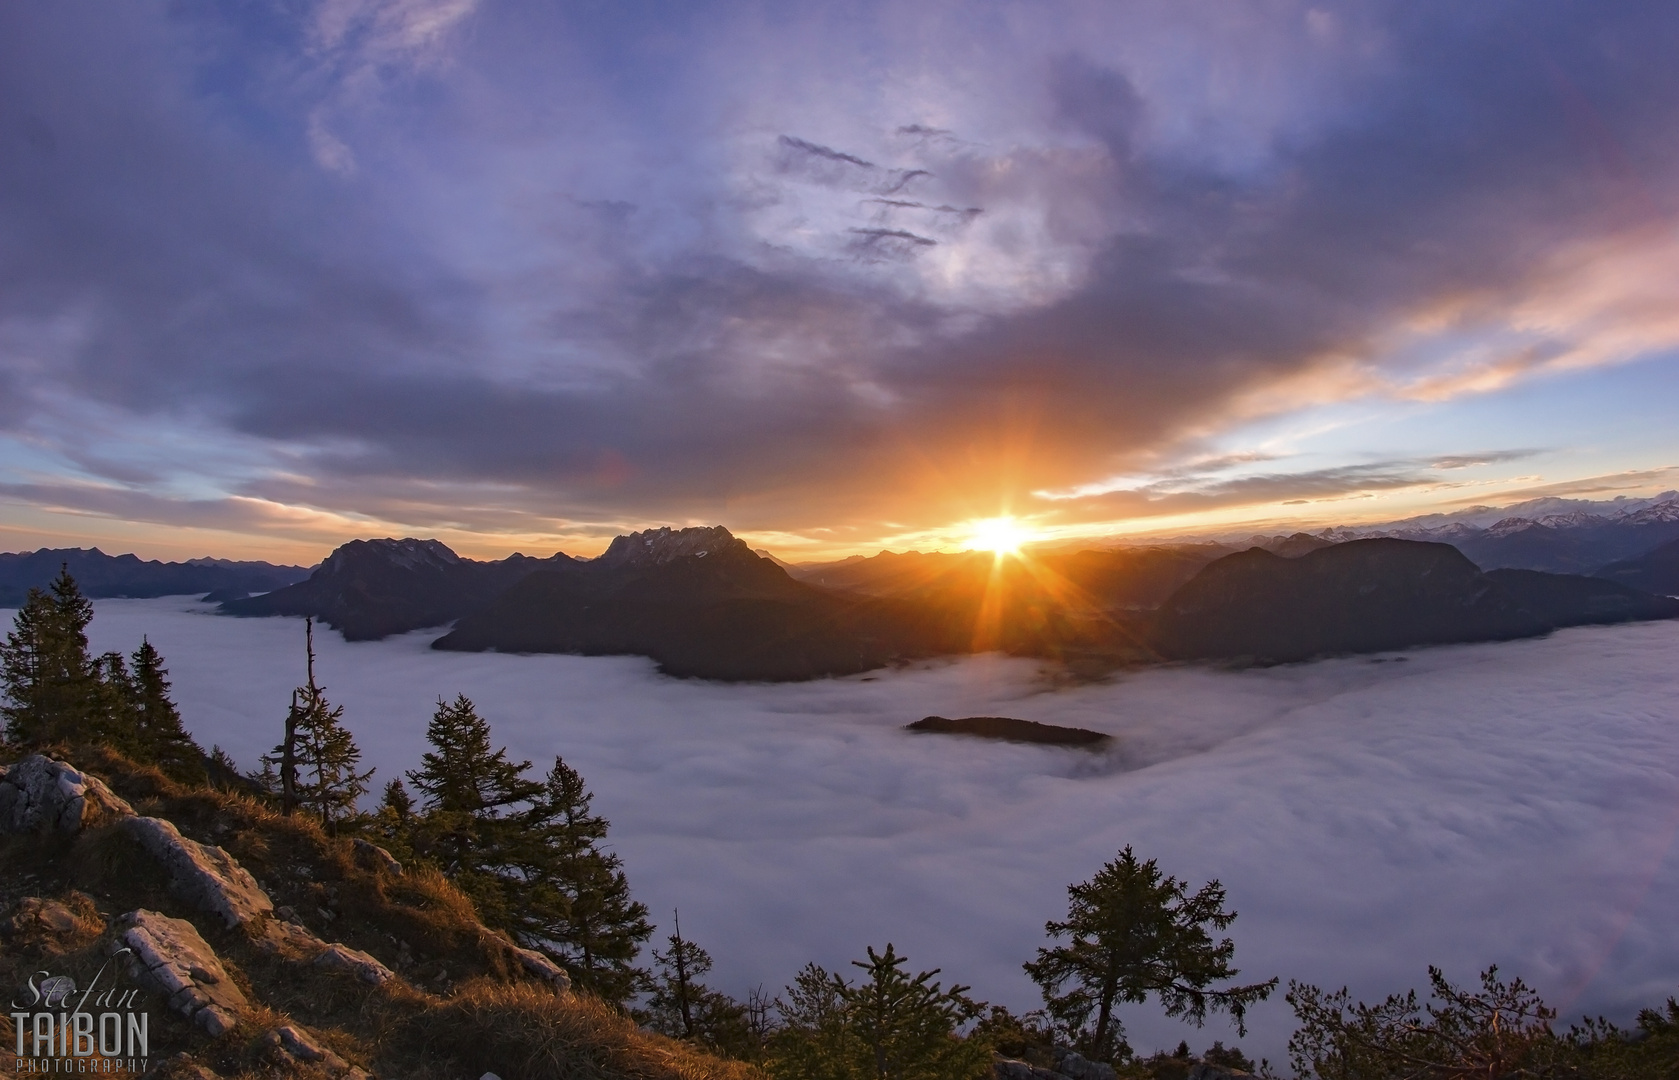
xmin=5 ymin=896 xmax=82 ymax=936
xmin=352 ymin=838 xmax=403 ymax=876
xmin=1187 ymin=1064 xmax=1253 ymax=1080
xmin=120 ymin=815 xmax=274 ymax=928
xmin=1050 ymin=1050 xmax=1116 ymax=1080
xmin=313 ymin=943 xmax=395 ymax=985
xmin=994 ymin=1050 xmax=1117 ymax=1080
xmin=0 ymin=754 xmax=134 ymax=834
xmin=507 ymin=943 xmax=573 ymax=992
xmin=994 ymin=1049 xmax=1118 ymax=1080
xmin=112 ymin=909 xmax=248 ymax=1036
xmin=262 ymin=1024 xmax=369 ymax=1078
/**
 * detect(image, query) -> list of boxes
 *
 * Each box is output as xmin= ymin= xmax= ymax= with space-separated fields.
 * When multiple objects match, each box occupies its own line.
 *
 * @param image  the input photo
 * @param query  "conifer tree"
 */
xmin=126 ymin=638 xmax=205 ymax=780
xmin=1024 ymin=846 xmax=1276 ymax=1063
xmin=262 ymin=619 xmax=372 ymax=828
xmin=770 ymin=946 xmax=990 ymax=1080
xmin=405 ymin=694 xmax=543 ymax=925
xmin=639 ymin=912 xmax=756 ymax=1056
xmin=525 ymin=754 xmax=652 ymax=1006
xmin=0 ymin=566 xmax=101 ymax=746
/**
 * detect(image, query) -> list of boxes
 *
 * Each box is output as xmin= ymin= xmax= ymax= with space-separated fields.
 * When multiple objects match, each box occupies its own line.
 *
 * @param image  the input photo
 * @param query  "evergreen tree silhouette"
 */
xmin=405 ymin=693 xmax=542 ymax=926
xmin=526 ymin=754 xmax=652 ymax=1005
xmin=262 ymin=618 xmax=372 ymax=828
xmin=1 ymin=565 xmax=101 ymax=747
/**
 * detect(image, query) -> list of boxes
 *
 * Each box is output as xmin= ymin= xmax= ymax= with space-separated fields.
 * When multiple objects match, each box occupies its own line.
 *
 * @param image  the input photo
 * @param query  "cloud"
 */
xmin=76 ymin=597 xmax=1679 ymax=1061
xmin=4 ymin=1 xmax=1679 ymax=549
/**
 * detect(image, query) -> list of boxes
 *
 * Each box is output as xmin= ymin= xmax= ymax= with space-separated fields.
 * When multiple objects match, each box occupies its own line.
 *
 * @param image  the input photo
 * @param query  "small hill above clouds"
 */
xmin=1153 ymin=538 xmax=1679 ymax=663
xmin=0 ymin=548 xmax=310 ymax=607
xmin=221 ymin=538 xmax=574 ymax=640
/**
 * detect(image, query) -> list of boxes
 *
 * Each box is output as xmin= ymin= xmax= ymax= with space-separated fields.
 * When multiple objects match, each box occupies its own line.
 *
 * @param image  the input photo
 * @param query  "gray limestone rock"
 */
xmin=351 ymin=838 xmax=403 ymax=876
xmin=119 ymin=816 xmax=274 ymax=928
xmin=112 ymin=910 xmax=248 ymax=1037
xmin=994 ymin=1058 xmax=1068 ymax=1080
xmin=4 ymin=897 xmax=85 ymax=937
xmin=1052 ymin=1049 xmax=1117 ymax=1080
xmin=263 ymin=1024 xmax=349 ymax=1071
xmin=313 ymin=942 xmax=395 ymax=985
xmin=1187 ymin=1065 xmax=1253 ymax=1080
xmin=506 ymin=943 xmax=573 ymax=992
xmin=0 ymin=754 xmax=134 ymax=834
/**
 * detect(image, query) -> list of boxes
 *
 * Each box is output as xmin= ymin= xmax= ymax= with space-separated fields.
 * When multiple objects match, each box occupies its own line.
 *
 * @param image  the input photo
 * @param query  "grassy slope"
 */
xmin=1 ymin=746 xmax=761 ymax=1080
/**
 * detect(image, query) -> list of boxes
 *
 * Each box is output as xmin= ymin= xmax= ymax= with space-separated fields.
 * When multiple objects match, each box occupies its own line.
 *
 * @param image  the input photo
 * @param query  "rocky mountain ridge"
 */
xmin=220 ymin=539 xmax=574 ymax=640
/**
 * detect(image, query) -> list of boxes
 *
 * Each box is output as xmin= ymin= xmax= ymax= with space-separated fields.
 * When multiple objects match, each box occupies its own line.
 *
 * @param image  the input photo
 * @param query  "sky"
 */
xmin=4 ymin=1 xmax=1679 ymax=563
xmin=74 ymin=597 xmax=1679 ymax=1062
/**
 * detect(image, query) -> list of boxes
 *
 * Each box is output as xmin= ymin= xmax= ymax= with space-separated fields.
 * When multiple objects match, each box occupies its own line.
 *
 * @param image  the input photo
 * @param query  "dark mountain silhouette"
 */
xmin=433 ymin=526 xmax=966 ymax=679
xmin=905 ymin=715 xmax=1112 ymax=746
xmin=0 ymin=547 xmax=309 ymax=607
xmin=791 ymin=543 xmax=1225 ymax=611
xmin=1153 ymin=538 xmax=1679 ymax=663
xmin=1594 ymin=538 xmax=1679 ymax=598
xmin=221 ymin=538 xmax=573 ymax=640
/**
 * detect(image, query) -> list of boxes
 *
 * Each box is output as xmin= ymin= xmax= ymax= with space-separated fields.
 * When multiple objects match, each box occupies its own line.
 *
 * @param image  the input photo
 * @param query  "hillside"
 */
xmin=0 ymin=748 xmax=755 ymax=1080
xmin=221 ymin=539 xmax=573 ymax=641
xmin=1153 ymin=538 xmax=1679 ymax=663
xmin=0 ymin=549 xmax=309 ymax=607
xmin=1594 ymin=537 xmax=1679 ymax=598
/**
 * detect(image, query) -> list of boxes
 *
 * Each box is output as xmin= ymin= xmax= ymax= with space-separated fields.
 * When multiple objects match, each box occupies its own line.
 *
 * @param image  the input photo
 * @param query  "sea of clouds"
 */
xmin=30 ymin=597 xmax=1679 ymax=1062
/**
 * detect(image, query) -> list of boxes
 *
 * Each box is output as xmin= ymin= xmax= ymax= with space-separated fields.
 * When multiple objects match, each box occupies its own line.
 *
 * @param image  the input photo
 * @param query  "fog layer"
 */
xmin=50 ymin=598 xmax=1679 ymax=1061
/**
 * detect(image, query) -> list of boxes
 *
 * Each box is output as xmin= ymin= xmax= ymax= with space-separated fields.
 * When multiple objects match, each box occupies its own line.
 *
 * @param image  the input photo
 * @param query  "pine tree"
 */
xmin=770 ymin=946 xmax=990 ymax=1080
xmin=126 ymin=638 xmax=205 ymax=781
xmin=262 ymin=619 xmax=372 ymax=828
xmin=525 ymin=754 xmax=652 ymax=1006
xmin=1023 ymin=846 xmax=1277 ymax=1063
xmin=772 ymin=963 xmax=862 ymax=1080
xmin=405 ymin=694 xmax=543 ymax=925
xmin=0 ymin=566 xmax=101 ymax=747
xmin=639 ymin=912 xmax=756 ymax=1056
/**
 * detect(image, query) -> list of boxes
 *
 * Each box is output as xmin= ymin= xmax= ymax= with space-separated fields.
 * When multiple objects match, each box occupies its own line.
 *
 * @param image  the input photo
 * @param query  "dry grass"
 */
xmin=411 ymin=980 xmax=765 ymax=1080
xmin=5 ymin=746 xmax=765 ymax=1080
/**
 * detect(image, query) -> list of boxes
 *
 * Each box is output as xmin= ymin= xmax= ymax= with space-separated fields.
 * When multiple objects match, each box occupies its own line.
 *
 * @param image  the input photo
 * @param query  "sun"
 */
xmin=965 ymin=515 xmax=1029 ymax=556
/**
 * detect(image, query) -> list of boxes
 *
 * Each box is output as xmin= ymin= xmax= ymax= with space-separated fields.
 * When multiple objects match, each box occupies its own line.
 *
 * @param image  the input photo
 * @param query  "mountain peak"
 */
xmin=596 ymin=525 xmax=747 ymax=567
xmin=319 ymin=538 xmax=462 ymax=576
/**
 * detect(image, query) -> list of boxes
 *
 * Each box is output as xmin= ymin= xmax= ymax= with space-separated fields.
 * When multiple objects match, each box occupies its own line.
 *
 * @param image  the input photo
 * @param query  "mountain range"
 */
xmin=219 ymin=538 xmax=575 ymax=640
xmin=0 ymin=547 xmax=310 ymax=607
xmin=9 ymin=489 xmax=1678 ymax=680
xmin=1240 ymin=491 xmax=1679 ymax=575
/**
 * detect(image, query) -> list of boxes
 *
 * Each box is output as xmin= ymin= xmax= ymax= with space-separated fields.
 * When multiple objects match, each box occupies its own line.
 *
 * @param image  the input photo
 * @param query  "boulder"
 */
xmin=263 ymin=1024 xmax=349 ymax=1071
xmin=313 ymin=943 xmax=395 ymax=986
xmin=119 ymin=816 xmax=274 ymax=928
xmin=112 ymin=910 xmax=248 ymax=1037
xmin=1053 ymin=1049 xmax=1117 ymax=1080
xmin=994 ymin=1058 xmax=1067 ymax=1080
xmin=0 ymin=754 xmax=134 ymax=834
xmin=1188 ymin=1065 xmax=1253 ymax=1080
xmin=3 ymin=896 xmax=90 ymax=939
xmin=351 ymin=838 xmax=403 ymax=876
xmin=254 ymin=915 xmax=328 ymax=960
xmin=507 ymin=943 xmax=573 ymax=992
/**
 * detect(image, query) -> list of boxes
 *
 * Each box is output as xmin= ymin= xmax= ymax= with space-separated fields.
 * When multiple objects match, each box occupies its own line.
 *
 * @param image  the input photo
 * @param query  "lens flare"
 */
xmin=966 ymin=516 xmax=1029 ymax=556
